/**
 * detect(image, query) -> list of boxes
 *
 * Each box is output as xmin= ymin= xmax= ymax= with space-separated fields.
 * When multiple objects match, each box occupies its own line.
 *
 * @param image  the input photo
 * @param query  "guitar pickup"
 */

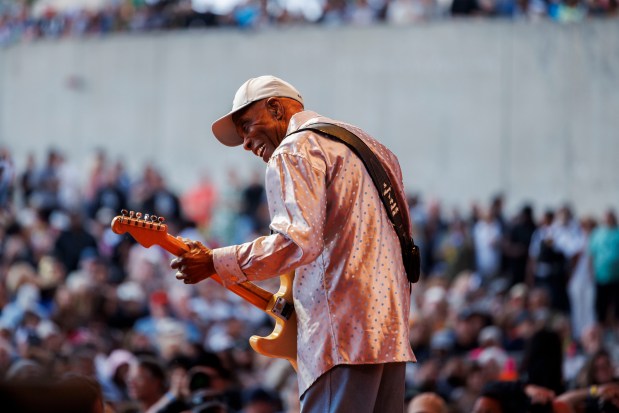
xmin=271 ymin=297 xmax=294 ymax=320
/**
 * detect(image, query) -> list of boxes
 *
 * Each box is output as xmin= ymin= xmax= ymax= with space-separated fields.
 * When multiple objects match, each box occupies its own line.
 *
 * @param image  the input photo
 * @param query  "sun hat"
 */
xmin=211 ymin=75 xmax=304 ymax=147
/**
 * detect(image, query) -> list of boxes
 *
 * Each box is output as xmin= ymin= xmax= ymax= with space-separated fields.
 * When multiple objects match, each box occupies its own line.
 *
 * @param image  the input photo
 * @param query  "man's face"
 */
xmin=233 ymin=99 xmax=283 ymax=163
xmin=127 ymin=364 xmax=160 ymax=401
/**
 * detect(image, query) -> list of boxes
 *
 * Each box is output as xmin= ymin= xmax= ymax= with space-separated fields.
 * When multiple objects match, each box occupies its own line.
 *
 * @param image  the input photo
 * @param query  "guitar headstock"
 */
xmin=110 ymin=209 xmax=168 ymax=248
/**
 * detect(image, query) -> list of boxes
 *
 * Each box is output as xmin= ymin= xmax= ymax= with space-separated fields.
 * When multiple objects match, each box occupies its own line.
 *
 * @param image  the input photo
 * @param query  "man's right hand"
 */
xmin=170 ymin=238 xmax=216 ymax=284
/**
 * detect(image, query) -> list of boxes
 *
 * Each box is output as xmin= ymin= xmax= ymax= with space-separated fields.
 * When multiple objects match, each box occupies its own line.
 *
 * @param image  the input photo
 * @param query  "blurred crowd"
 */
xmin=1 ymin=0 xmax=618 ymax=47
xmin=0 ymin=145 xmax=618 ymax=413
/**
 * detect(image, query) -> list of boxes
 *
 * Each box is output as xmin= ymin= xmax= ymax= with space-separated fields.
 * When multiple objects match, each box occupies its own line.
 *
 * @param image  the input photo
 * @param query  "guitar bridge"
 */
xmin=271 ymin=297 xmax=294 ymax=320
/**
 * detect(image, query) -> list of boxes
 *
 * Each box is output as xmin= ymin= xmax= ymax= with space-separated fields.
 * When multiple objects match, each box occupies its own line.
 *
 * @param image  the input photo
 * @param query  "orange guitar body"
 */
xmin=111 ymin=213 xmax=298 ymax=370
xmin=249 ymin=272 xmax=297 ymax=370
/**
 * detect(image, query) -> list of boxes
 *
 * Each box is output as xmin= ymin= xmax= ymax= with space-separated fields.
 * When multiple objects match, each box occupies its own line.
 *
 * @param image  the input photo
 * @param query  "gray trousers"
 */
xmin=299 ymin=362 xmax=406 ymax=413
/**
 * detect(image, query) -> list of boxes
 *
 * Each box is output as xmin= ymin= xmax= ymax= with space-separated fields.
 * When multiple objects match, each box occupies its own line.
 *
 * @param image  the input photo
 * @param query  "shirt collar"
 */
xmin=286 ymin=110 xmax=322 ymax=136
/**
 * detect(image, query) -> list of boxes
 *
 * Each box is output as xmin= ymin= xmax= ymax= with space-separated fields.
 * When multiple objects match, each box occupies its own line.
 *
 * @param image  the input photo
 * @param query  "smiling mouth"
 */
xmin=256 ymin=145 xmax=266 ymax=158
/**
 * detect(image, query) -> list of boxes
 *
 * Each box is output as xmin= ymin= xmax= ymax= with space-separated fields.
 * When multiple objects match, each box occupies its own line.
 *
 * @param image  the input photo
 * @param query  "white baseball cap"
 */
xmin=211 ymin=75 xmax=304 ymax=147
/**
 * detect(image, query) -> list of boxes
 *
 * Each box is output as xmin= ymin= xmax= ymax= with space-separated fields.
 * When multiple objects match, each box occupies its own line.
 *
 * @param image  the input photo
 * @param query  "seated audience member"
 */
xmin=473 ymin=395 xmax=504 ymax=413
xmin=241 ymin=386 xmax=283 ymax=413
xmin=127 ymin=356 xmax=171 ymax=412
xmin=408 ymin=391 xmax=448 ymax=413
xmin=558 ymin=349 xmax=619 ymax=413
xmin=98 ymin=349 xmax=136 ymax=406
xmin=0 ymin=373 xmax=107 ymax=413
xmin=575 ymin=349 xmax=618 ymax=389
xmin=189 ymin=400 xmax=230 ymax=413
xmin=473 ymin=380 xmax=571 ymax=413
xmin=557 ymin=382 xmax=619 ymax=413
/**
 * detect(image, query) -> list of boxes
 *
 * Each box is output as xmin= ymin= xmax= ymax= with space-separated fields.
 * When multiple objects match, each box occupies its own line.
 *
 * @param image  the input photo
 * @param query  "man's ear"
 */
xmin=265 ymin=98 xmax=284 ymax=119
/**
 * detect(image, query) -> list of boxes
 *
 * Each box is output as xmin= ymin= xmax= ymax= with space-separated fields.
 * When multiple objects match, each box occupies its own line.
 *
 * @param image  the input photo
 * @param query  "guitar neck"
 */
xmin=160 ymin=234 xmax=274 ymax=311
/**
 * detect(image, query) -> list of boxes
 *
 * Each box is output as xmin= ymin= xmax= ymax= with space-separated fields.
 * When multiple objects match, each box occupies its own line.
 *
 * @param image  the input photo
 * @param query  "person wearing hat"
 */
xmin=171 ymin=75 xmax=416 ymax=412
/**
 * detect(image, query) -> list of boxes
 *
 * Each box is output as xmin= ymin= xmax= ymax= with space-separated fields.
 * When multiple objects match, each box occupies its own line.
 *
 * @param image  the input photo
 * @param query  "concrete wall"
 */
xmin=1 ymin=21 xmax=618 ymax=216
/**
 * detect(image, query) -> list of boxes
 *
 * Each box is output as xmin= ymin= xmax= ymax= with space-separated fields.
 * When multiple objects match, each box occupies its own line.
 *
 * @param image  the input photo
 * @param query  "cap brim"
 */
xmin=211 ymin=101 xmax=254 ymax=147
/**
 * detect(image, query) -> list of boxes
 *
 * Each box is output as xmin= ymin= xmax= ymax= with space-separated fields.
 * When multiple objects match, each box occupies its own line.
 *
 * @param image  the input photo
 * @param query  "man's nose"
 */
xmin=242 ymin=138 xmax=252 ymax=151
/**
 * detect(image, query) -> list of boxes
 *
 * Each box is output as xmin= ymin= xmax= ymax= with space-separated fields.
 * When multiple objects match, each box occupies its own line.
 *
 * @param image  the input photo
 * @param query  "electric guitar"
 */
xmin=110 ymin=210 xmax=297 ymax=370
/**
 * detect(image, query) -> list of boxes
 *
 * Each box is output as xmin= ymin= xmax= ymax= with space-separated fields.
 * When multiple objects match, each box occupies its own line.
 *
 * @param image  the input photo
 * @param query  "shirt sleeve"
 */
xmin=213 ymin=150 xmax=327 ymax=287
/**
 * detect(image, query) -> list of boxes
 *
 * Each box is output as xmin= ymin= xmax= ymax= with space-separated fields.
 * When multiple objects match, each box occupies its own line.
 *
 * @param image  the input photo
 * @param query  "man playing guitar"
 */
xmin=171 ymin=76 xmax=416 ymax=413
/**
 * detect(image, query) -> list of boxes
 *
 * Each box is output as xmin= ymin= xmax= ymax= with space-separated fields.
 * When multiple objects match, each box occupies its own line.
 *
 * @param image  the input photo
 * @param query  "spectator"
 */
xmin=503 ymin=204 xmax=537 ymax=287
xmin=241 ymin=386 xmax=282 ymax=413
xmin=473 ymin=208 xmax=503 ymax=282
xmin=126 ymin=355 xmax=169 ymax=412
xmin=87 ymin=166 xmax=128 ymax=221
xmin=567 ymin=217 xmax=597 ymax=340
xmin=453 ymin=362 xmax=487 ymax=412
xmin=18 ymin=152 xmax=37 ymax=207
xmin=451 ymin=0 xmax=482 ymax=15
xmin=557 ymin=349 xmax=619 ymax=413
xmin=181 ymin=174 xmax=217 ymax=229
xmin=520 ymin=328 xmax=565 ymax=395
xmin=589 ymin=209 xmax=619 ymax=329
xmin=473 ymin=380 xmax=570 ymax=413
xmin=57 ymin=373 xmax=107 ymax=413
xmin=53 ymin=210 xmax=98 ymax=274
xmin=438 ymin=212 xmax=476 ymax=281
xmin=29 ymin=149 xmax=63 ymax=216
xmin=527 ymin=210 xmax=570 ymax=313
xmin=574 ymin=348 xmax=618 ymax=389
xmin=137 ymin=166 xmax=183 ymax=225
xmin=4 ymin=358 xmax=45 ymax=382
xmin=422 ymin=199 xmax=448 ymax=276
xmin=408 ymin=391 xmax=448 ymax=413
xmin=1 ymin=0 xmax=617 ymax=48
xmin=0 ymin=373 xmax=107 ymax=413
xmin=97 ymin=348 xmax=137 ymax=405
xmin=1 ymin=144 xmax=619 ymax=413
xmin=0 ymin=147 xmax=15 ymax=211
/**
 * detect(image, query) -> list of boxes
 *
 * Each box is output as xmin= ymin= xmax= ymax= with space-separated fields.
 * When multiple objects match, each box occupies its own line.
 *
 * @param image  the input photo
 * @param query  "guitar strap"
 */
xmin=290 ymin=122 xmax=421 ymax=284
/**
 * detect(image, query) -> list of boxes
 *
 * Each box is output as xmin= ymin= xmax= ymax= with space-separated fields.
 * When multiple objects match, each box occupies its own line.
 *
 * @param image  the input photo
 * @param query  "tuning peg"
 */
xmin=144 ymin=213 xmax=150 ymax=222
xmin=121 ymin=209 xmax=128 ymax=217
xmin=129 ymin=211 xmax=135 ymax=218
xmin=150 ymin=215 xmax=158 ymax=222
xmin=158 ymin=216 xmax=165 ymax=224
xmin=136 ymin=212 xmax=142 ymax=219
